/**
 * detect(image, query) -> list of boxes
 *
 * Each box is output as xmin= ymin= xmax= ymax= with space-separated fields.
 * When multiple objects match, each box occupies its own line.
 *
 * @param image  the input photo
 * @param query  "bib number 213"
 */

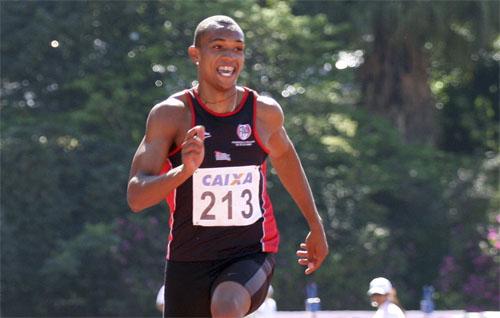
xmin=192 ymin=166 xmax=262 ymax=226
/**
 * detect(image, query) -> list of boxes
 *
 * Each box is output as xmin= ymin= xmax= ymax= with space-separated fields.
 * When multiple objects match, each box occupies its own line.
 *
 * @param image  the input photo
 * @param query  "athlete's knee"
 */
xmin=211 ymin=281 xmax=250 ymax=318
xmin=211 ymin=297 xmax=245 ymax=318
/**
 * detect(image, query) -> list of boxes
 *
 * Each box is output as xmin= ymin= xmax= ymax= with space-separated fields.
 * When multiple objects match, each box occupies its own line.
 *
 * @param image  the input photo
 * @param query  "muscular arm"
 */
xmin=127 ymin=98 xmax=205 ymax=212
xmin=257 ymin=96 xmax=329 ymax=274
xmin=268 ymin=125 xmax=323 ymax=231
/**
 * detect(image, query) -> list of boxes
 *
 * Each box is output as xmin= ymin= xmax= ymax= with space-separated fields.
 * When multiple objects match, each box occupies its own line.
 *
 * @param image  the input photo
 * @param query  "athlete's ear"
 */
xmin=188 ymin=45 xmax=200 ymax=66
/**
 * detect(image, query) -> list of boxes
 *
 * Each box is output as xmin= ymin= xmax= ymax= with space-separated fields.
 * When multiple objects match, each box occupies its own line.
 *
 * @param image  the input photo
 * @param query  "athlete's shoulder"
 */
xmin=249 ymin=89 xmax=284 ymax=124
xmin=148 ymin=90 xmax=191 ymax=123
xmin=247 ymin=88 xmax=280 ymax=108
xmin=151 ymin=90 xmax=189 ymax=114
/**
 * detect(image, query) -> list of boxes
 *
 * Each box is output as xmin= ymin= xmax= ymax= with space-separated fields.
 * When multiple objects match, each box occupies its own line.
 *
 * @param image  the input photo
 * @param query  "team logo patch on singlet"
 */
xmin=232 ymin=124 xmax=255 ymax=147
xmin=192 ymin=165 xmax=262 ymax=227
xmin=236 ymin=124 xmax=252 ymax=140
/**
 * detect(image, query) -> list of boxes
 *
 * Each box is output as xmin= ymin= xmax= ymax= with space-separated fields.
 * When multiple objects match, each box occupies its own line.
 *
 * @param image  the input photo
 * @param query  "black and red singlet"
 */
xmin=161 ymin=87 xmax=279 ymax=261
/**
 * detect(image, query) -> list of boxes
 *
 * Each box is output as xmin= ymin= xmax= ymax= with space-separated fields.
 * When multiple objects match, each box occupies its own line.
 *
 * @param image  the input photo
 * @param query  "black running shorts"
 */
xmin=164 ymin=252 xmax=275 ymax=317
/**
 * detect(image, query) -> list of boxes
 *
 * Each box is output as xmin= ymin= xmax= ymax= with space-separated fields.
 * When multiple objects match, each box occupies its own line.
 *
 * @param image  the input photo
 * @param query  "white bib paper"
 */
xmin=192 ymin=165 xmax=262 ymax=227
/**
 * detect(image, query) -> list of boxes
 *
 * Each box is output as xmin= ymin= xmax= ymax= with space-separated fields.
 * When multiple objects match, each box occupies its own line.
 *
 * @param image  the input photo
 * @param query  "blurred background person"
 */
xmin=368 ymin=277 xmax=405 ymax=318
xmin=389 ymin=287 xmax=404 ymax=313
xmin=248 ymin=285 xmax=277 ymax=318
xmin=155 ymin=285 xmax=165 ymax=313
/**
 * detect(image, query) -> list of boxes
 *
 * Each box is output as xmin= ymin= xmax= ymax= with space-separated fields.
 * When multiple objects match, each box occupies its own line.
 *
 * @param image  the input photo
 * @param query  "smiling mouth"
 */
xmin=217 ymin=66 xmax=235 ymax=77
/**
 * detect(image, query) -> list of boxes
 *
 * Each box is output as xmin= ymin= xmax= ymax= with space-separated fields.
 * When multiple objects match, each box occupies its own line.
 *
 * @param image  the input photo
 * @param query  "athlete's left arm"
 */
xmin=256 ymin=96 xmax=329 ymax=275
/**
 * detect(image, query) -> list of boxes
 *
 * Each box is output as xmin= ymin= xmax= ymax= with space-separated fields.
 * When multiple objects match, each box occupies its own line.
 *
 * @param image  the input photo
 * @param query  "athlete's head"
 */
xmin=188 ymin=15 xmax=245 ymax=90
xmin=192 ymin=15 xmax=244 ymax=47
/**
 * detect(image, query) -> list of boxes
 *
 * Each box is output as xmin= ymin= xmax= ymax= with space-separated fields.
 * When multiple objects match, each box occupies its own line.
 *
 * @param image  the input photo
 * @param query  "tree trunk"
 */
xmin=360 ymin=23 xmax=436 ymax=145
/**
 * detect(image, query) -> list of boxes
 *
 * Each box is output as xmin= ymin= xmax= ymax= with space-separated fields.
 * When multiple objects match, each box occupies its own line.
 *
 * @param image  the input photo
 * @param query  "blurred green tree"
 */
xmin=293 ymin=0 xmax=499 ymax=149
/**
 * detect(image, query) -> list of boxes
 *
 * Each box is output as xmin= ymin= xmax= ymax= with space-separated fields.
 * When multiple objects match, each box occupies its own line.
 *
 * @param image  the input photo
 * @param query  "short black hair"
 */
xmin=193 ymin=15 xmax=243 ymax=47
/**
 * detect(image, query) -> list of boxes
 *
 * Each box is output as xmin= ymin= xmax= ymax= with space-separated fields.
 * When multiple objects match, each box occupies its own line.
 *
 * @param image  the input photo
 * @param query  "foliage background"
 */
xmin=1 ymin=0 xmax=498 ymax=316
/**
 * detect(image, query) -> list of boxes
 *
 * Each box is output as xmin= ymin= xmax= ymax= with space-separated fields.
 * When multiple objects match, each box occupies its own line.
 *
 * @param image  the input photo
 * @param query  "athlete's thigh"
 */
xmin=211 ymin=252 xmax=275 ymax=315
xmin=164 ymin=260 xmax=214 ymax=317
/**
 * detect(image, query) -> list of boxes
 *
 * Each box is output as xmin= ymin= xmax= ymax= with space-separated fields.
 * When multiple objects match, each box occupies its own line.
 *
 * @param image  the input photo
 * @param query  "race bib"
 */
xmin=192 ymin=165 xmax=262 ymax=227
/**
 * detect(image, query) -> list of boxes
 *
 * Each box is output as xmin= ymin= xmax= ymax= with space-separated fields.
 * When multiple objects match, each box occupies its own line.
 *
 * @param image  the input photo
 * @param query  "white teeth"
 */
xmin=217 ymin=66 xmax=234 ymax=77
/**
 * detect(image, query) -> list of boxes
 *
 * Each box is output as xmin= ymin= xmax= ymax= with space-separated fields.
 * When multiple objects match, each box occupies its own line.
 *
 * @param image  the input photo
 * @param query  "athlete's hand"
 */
xmin=181 ymin=125 xmax=205 ymax=175
xmin=296 ymin=228 xmax=329 ymax=275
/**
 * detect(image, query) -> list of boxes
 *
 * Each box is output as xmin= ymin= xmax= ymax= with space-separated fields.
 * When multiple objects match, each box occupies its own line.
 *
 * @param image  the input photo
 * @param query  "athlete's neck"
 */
xmin=195 ymin=84 xmax=239 ymax=113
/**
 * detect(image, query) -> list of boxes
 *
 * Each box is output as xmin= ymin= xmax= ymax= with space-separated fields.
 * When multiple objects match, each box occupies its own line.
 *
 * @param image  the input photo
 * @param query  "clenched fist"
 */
xmin=181 ymin=125 xmax=205 ymax=174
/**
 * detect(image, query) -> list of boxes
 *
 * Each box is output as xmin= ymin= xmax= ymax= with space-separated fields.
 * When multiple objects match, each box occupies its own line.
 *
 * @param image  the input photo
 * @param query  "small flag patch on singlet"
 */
xmin=214 ymin=151 xmax=231 ymax=161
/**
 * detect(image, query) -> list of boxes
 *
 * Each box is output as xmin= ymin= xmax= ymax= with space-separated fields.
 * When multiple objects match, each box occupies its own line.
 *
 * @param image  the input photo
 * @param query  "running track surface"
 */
xmin=270 ymin=311 xmax=500 ymax=318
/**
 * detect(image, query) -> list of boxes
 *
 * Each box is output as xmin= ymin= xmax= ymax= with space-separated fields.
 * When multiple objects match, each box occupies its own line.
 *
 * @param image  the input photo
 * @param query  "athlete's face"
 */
xmin=190 ymin=26 xmax=245 ymax=90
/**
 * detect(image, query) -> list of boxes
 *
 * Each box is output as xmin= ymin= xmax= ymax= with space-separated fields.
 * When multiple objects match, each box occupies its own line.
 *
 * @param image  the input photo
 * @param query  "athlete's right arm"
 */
xmin=127 ymin=98 xmax=205 ymax=213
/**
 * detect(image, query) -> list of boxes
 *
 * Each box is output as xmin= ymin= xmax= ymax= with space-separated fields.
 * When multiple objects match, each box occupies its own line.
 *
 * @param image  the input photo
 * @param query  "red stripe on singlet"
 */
xmin=252 ymin=91 xmax=271 ymax=154
xmin=162 ymin=90 xmax=196 ymax=260
xmin=160 ymin=160 xmax=176 ymax=260
xmin=260 ymin=162 xmax=279 ymax=252
xmin=167 ymin=89 xmax=197 ymax=157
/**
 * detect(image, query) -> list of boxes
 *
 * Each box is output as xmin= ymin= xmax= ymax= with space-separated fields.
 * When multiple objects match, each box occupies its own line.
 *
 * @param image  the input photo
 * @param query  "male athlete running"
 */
xmin=127 ymin=15 xmax=329 ymax=317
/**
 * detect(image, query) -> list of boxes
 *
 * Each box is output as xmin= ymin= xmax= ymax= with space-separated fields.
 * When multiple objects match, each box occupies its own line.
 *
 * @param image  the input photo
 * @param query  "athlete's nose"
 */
xmin=220 ymin=48 xmax=240 ymax=60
